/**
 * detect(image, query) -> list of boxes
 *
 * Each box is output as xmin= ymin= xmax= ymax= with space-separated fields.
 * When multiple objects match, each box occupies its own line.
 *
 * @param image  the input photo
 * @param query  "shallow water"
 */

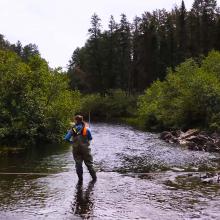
xmin=0 ymin=123 xmax=220 ymax=219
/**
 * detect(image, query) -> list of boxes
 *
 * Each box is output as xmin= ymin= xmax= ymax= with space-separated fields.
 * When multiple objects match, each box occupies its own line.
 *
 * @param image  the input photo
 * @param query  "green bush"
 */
xmin=138 ymin=51 xmax=220 ymax=131
xmin=80 ymin=89 xmax=137 ymax=121
xmin=79 ymin=93 xmax=104 ymax=119
xmin=0 ymin=50 xmax=81 ymax=146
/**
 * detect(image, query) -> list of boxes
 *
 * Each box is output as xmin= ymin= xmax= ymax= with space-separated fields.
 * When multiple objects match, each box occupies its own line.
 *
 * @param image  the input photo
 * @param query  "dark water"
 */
xmin=0 ymin=123 xmax=220 ymax=219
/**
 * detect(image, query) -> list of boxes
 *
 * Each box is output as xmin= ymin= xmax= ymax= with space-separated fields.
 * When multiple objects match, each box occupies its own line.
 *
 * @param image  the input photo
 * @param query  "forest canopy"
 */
xmin=68 ymin=0 xmax=220 ymax=93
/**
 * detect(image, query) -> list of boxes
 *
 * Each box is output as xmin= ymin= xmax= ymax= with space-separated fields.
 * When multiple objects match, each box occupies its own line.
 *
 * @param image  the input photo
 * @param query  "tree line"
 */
xmin=0 ymin=34 xmax=40 ymax=63
xmin=68 ymin=0 xmax=220 ymax=93
xmin=1 ymin=0 xmax=220 ymax=147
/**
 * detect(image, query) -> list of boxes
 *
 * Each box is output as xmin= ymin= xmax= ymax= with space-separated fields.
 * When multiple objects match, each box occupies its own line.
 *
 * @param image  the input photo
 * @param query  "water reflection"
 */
xmin=0 ymin=144 xmax=70 ymax=174
xmin=71 ymin=181 xmax=96 ymax=219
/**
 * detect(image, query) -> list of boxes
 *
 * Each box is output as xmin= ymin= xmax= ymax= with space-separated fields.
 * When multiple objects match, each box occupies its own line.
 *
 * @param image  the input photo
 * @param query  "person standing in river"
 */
xmin=64 ymin=115 xmax=97 ymax=183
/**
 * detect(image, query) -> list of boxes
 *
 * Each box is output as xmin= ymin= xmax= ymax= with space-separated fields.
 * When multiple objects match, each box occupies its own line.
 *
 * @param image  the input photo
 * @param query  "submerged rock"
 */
xmin=165 ymin=172 xmax=220 ymax=189
xmin=200 ymin=172 xmax=220 ymax=184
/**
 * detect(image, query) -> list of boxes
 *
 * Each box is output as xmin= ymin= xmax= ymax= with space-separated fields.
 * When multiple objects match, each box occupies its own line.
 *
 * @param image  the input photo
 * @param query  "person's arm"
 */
xmin=64 ymin=129 xmax=73 ymax=143
xmin=87 ymin=128 xmax=92 ymax=141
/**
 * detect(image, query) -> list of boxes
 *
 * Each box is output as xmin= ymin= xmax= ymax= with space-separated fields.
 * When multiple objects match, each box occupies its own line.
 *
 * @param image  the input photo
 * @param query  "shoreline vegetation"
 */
xmin=0 ymin=48 xmax=81 ymax=147
xmin=1 ymin=0 xmax=220 ymax=151
xmin=1 ymin=49 xmax=220 ymax=151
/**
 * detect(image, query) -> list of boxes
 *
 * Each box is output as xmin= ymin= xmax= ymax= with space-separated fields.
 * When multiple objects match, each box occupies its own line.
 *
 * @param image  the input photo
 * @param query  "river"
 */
xmin=0 ymin=123 xmax=220 ymax=219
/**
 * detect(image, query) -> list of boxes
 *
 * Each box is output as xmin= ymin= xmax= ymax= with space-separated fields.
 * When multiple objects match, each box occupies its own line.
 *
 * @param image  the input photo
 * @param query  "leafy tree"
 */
xmin=0 ymin=50 xmax=80 ymax=146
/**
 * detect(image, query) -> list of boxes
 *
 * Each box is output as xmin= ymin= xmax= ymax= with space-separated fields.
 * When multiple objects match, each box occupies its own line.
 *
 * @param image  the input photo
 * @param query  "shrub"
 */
xmin=80 ymin=89 xmax=137 ymax=121
xmin=138 ymin=51 xmax=220 ymax=131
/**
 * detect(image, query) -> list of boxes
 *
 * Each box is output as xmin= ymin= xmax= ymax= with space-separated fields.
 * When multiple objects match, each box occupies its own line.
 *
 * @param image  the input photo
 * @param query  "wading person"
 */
xmin=64 ymin=115 xmax=97 ymax=183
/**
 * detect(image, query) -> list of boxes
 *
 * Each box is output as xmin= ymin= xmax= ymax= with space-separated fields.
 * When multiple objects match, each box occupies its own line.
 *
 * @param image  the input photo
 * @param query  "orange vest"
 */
xmin=82 ymin=126 xmax=87 ymax=136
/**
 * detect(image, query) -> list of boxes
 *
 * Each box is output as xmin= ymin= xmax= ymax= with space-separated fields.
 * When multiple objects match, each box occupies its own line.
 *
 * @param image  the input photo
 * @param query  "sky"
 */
xmin=0 ymin=0 xmax=195 ymax=69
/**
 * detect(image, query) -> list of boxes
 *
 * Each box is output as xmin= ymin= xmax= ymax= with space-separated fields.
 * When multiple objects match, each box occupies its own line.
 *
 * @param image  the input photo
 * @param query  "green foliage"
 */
xmin=201 ymin=50 xmax=220 ymax=77
xmin=209 ymin=113 xmax=220 ymax=132
xmin=80 ymin=93 xmax=104 ymax=118
xmin=80 ymin=89 xmax=137 ymax=120
xmin=0 ymin=50 xmax=80 ymax=146
xmin=138 ymin=51 xmax=220 ymax=131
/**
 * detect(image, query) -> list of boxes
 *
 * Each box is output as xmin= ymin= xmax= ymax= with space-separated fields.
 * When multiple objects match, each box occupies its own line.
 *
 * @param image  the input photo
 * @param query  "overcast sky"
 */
xmin=0 ymin=0 xmax=195 ymax=69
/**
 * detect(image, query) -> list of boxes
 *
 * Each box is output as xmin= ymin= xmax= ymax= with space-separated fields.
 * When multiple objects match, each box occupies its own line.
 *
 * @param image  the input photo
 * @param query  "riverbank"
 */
xmin=160 ymin=129 xmax=220 ymax=153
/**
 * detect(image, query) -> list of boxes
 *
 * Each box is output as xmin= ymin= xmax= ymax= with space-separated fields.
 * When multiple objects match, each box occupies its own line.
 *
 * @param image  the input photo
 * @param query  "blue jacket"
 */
xmin=64 ymin=123 xmax=92 ymax=144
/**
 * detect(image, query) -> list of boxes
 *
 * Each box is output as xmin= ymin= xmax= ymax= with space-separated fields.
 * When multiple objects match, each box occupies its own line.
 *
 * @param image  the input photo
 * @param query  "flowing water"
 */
xmin=0 ymin=123 xmax=220 ymax=220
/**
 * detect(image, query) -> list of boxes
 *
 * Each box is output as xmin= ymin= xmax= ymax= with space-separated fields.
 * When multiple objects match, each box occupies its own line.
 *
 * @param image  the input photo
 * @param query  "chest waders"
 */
xmin=72 ymin=130 xmax=96 ymax=182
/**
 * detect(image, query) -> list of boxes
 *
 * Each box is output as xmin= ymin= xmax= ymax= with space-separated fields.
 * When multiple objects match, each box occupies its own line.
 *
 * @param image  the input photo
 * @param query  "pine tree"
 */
xmin=214 ymin=13 xmax=220 ymax=50
xmin=139 ymin=11 xmax=160 ymax=89
xmin=22 ymin=43 xmax=40 ymax=62
xmin=192 ymin=0 xmax=217 ymax=54
xmin=87 ymin=13 xmax=103 ymax=92
xmin=176 ymin=1 xmax=188 ymax=62
xmin=0 ymin=34 xmax=10 ymax=50
xmin=131 ymin=16 xmax=142 ymax=91
xmin=105 ymin=15 xmax=120 ymax=89
xmin=117 ymin=14 xmax=132 ymax=91
xmin=166 ymin=12 xmax=176 ymax=69
xmin=11 ymin=41 xmax=23 ymax=57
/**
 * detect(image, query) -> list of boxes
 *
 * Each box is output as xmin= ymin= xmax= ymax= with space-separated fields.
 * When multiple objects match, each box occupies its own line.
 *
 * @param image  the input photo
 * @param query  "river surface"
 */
xmin=0 ymin=123 xmax=220 ymax=220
